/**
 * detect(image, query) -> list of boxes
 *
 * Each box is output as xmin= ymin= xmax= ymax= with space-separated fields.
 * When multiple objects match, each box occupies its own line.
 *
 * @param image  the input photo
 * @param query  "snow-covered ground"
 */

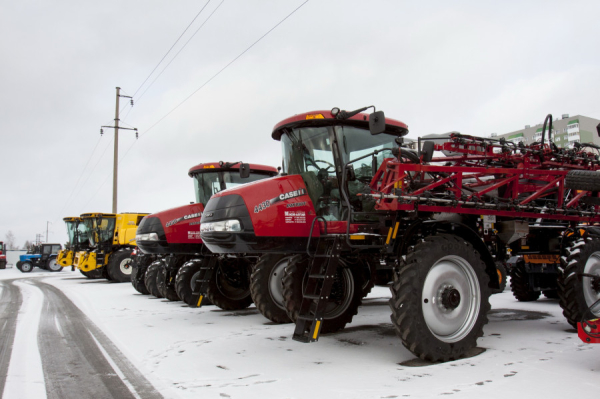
xmin=1 ymin=267 xmax=597 ymax=399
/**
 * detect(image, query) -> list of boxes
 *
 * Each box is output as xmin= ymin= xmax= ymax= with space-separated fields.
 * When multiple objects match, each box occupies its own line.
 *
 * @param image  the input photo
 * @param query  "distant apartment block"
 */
xmin=497 ymin=114 xmax=600 ymax=149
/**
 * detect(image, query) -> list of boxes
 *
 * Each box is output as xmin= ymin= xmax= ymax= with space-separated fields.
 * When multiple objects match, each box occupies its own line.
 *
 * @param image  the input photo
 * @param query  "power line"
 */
xmin=70 ymin=136 xmax=114 ymax=211
xmin=132 ymin=0 xmax=212 ymax=99
xmin=135 ymin=0 xmax=225 ymax=103
xmin=53 ymin=136 xmax=103 ymax=222
xmin=75 ymin=0 xmax=309 ymax=214
xmin=140 ymin=0 xmax=309 ymax=138
xmin=79 ymin=172 xmax=112 ymax=214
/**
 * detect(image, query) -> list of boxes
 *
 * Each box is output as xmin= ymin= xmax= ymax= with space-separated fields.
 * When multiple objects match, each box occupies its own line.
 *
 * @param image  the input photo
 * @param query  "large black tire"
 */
xmin=131 ymin=262 xmax=150 ymax=295
xmin=282 ymin=255 xmax=364 ymax=334
xmin=205 ymin=258 xmax=253 ymax=310
xmin=106 ymin=250 xmax=134 ymax=283
xmin=390 ymin=234 xmax=491 ymax=362
xmin=509 ymin=259 xmax=540 ymax=301
xmin=558 ymin=237 xmax=600 ymax=328
xmin=492 ymin=262 xmax=507 ymax=294
xmin=18 ymin=261 xmax=33 ymax=273
xmin=145 ymin=260 xmax=164 ymax=298
xmin=81 ymin=269 xmax=103 ymax=279
xmin=565 ymin=170 xmax=600 ymax=192
xmin=374 ymin=269 xmax=394 ymax=286
xmin=175 ymin=260 xmax=202 ymax=306
xmin=250 ymin=254 xmax=293 ymax=323
xmin=543 ymin=290 xmax=559 ymax=299
xmin=101 ymin=266 xmax=112 ymax=281
xmin=156 ymin=262 xmax=180 ymax=301
xmin=0 ymin=260 xmax=6 ymax=270
xmin=47 ymin=258 xmax=63 ymax=272
xmin=357 ymin=258 xmax=375 ymax=298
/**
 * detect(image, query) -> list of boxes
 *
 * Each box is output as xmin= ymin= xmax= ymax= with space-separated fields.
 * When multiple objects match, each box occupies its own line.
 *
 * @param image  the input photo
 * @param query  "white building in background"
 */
xmin=497 ymin=114 xmax=600 ymax=149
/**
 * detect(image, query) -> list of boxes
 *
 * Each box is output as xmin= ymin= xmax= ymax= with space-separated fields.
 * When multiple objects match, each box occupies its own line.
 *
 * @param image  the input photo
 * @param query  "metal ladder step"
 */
xmin=189 ymin=256 xmax=217 ymax=308
xmin=292 ymin=235 xmax=341 ymax=343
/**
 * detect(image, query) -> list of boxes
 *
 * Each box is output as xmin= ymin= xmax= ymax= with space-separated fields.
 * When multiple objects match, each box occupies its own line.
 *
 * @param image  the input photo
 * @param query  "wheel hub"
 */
xmin=440 ymin=286 xmax=461 ymax=310
xmin=590 ymin=275 xmax=600 ymax=293
xmin=120 ymin=258 xmax=133 ymax=275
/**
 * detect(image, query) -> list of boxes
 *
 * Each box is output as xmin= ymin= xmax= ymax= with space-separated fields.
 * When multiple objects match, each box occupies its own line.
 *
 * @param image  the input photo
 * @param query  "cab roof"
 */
xmin=272 ymin=109 xmax=408 ymax=140
xmin=80 ymin=212 xmax=148 ymax=218
xmin=188 ymin=162 xmax=278 ymax=177
xmin=63 ymin=216 xmax=82 ymax=222
xmin=81 ymin=212 xmax=116 ymax=219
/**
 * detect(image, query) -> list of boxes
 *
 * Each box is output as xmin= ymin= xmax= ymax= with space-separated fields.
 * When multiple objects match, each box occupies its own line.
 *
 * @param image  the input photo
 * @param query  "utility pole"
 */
xmin=46 ymin=221 xmax=51 ymax=243
xmin=101 ymin=87 xmax=137 ymax=214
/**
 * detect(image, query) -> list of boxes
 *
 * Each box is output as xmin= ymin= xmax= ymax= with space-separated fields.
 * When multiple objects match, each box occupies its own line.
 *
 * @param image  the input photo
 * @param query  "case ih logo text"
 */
xmin=165 ymin=212 xmax=202 ymax=228
xmin=254 ymin=189 xmax=307 ymax=213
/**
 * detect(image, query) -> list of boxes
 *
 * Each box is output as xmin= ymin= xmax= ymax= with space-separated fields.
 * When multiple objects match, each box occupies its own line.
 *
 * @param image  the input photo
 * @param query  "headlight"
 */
xmin=200 ymin=219 xmax=242 ymax=233
xmin=136 ymin=232 xmax=159 ymax=241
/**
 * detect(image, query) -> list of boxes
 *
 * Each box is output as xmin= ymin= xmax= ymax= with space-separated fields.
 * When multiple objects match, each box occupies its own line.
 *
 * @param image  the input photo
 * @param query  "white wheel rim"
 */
xmin=583 ymin=251 xmax=600 ymax=316
xmin=22 ymin=263 xmax=32 ymax=272
xmin=48 ymin=259 xmax=60 ymax=271
xmin=269 ymin=257 xmax=291 ymax=310
xmin=120 ymin=258 xmax=133 ymax=275
xmin=422 ymin=255 xmax=481 ymax=343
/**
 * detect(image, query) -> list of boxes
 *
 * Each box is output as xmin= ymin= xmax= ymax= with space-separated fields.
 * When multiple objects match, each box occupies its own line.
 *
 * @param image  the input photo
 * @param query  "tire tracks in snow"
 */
xmin=0 ymin=278 xmax=164 ymax=399
xmin=0 ymin=280 xmax=22 ymax=393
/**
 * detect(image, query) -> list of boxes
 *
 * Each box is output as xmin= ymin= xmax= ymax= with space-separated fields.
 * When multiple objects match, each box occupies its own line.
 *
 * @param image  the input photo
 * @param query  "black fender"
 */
xmin=397 ymin=219 xmax=499 ymax=289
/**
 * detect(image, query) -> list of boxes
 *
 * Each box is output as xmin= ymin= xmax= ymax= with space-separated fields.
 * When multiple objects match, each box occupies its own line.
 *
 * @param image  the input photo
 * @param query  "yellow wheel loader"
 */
xmin=73 ymin=212 xmax=148 ymax=282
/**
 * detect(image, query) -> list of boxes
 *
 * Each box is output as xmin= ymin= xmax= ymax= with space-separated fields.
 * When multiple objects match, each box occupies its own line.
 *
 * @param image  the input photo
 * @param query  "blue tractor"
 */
xmin=16 ymin=243 xmax=63 ymax=273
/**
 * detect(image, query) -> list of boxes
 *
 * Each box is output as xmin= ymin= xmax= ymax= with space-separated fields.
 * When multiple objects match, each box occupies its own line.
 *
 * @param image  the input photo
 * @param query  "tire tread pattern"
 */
xmin=557 ymin=237 xmax=600 ymax=328
xmin=565 ymin=170 xmax=600 ymax=192
xmin=509 ymin=261 xmax=541 ymax=301
xmin=145 ymin=260 xmax=164 ymax=298
xmin=389 ymin=234 xmax=491 ymax=362
xmin=250 ymin=255 xmax=291 ymax=324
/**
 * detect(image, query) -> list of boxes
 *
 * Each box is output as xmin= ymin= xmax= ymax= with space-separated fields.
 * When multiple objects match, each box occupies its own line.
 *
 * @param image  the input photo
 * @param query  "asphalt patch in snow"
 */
xmin=488 ymin=308 xmax=551 ymax=321
xmin=221 ymin=309 xmax=260 ymax=317
xmin=329 ymin=323 xmax=396 ymax=337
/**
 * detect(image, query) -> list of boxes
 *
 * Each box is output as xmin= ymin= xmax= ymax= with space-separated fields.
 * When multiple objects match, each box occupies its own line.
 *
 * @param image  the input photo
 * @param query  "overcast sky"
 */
xmin=2 ymin=0 xmax=600 ymax=247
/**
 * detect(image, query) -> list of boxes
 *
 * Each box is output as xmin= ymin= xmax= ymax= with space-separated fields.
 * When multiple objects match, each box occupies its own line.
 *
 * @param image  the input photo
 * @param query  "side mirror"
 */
xmin=369 ymin=111 xmax=386 ymax=135
xmin=421 ymin=141 xmax=435 ymax=163
xmin=240 ymin=163 xmax=250 ymax=178
xmin=596 ymin=122 xmax=600 ymax=137
xmin=346 ymin=165 xmax=356 ymax=182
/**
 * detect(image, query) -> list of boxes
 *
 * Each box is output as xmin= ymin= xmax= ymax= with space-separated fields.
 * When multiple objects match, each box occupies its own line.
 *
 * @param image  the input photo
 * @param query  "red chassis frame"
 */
xmin=370 ymin=135 xmax=600 ymax=224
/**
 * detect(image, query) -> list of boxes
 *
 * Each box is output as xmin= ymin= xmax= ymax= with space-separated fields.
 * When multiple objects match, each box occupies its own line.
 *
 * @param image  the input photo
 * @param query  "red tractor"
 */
xmin=0 ymin=241 xmax=6 ymax=269
xmin=133 ymin=161 xmax=278 ymax=307
xmin=199 ymin=106 xmax=600 ymax=362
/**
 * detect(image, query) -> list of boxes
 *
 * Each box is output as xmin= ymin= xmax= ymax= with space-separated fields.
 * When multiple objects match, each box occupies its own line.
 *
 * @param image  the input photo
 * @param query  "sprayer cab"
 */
xmin=200 ymin=108 xmax=408 ymax=254
xmin=136 ymin=162 xmax=278 ymax=254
